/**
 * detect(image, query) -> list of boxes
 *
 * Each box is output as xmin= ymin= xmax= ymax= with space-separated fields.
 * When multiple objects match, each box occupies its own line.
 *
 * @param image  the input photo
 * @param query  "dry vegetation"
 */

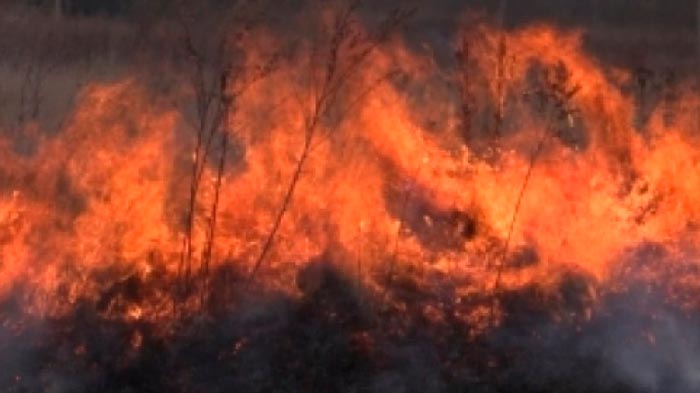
xmin=1 ymin=1 xmax=700 ymax=393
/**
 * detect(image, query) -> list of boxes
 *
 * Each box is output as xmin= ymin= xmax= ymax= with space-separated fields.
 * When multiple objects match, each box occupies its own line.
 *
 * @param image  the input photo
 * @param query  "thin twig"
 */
xmin=200 ymin=132 xmax=228 ymax=310
xmin=488 ymin=126 xmax=548 ymax=326
xmin=246 ymin=2 xmax=405 ymax=285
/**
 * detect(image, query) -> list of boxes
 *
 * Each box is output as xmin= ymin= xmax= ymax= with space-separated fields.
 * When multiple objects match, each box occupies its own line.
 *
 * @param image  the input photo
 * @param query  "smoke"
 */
xmin=601 ymin=249 xmax=700 ymax=393
xmin=606 ymin=307 xmax=700 ymax=392
xmin=480 ymin=244 xmax=700 ymax=393
xmin=2 ymin=254 xmax=700 ymax=392
xmin=1 ymin=1 xmax=700 ymax=392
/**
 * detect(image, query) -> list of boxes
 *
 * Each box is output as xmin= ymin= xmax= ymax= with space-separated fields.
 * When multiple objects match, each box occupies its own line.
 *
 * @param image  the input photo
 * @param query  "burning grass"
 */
xmin=2 ymin=1 xmax=700 ymax=392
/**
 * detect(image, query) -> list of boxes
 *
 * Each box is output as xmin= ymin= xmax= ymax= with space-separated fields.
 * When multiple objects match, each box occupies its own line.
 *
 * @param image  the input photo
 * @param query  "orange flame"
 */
xmin=1 ymin=22 xmax=699 ymax=324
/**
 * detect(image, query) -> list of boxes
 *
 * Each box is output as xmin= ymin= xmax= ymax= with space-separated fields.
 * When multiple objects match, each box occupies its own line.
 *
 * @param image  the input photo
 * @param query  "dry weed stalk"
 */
xmin=457 ymin=33 xmax=473 ymax=144
xmin=492 ymin=0 xmax=508 ymax=139
xmin=174 ymin=1 xmax=277 ymax=310
xmin=247 ymin=1 xmax=411 ymax=284
xmin=489 ymin=61 xmax=580 ymax=326
xmin=17 ymin=26 xmax=57 ymax=125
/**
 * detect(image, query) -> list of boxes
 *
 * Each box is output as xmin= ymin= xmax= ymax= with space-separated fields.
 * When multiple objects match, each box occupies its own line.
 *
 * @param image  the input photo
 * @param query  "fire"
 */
xmin=1 ymin=15 xmax=699 ymax=341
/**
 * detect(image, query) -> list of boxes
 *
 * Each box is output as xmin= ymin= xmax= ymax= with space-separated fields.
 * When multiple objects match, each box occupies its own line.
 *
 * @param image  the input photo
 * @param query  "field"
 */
xmin=1 ymin=2 xmax=700 ymax=392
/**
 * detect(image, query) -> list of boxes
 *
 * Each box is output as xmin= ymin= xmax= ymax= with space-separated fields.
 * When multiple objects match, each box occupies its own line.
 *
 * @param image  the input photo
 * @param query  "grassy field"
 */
xmin=1 ymin=2 xmax=699 ymax=392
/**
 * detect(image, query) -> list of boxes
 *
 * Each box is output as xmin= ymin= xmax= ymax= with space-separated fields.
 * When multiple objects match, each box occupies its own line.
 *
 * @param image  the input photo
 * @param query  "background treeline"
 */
xmin=18 ymin=0 xmax=700 ymax=30
xmin=0 ymin=0 xmax=696 ymax=131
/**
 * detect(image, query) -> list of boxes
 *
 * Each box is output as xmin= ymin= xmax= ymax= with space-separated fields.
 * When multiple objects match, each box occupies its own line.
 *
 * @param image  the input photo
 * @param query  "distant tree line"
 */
xmin=27 ymin=0 xmax=241 ymax=18
xmin=487 ymin=0 xmax=697 ymax=30
xmin=28 ymin=0 xmax=135 ymax=17
xmin=22 ymin=0 xmax=699 ymax=30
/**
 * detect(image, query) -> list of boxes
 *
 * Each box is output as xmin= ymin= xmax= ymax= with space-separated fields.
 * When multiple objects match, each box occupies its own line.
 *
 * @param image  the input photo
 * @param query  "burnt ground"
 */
xmin=1 ymin=256 xmax=699 ymax=393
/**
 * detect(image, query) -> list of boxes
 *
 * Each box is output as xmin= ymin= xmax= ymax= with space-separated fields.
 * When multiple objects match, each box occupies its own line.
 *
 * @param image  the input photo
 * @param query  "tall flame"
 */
xmin=1 ymin=21 xmax=699 ymax=324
